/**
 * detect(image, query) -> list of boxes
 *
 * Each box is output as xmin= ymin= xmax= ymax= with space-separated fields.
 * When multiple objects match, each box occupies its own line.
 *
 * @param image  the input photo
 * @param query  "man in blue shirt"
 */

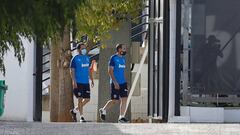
xmin=99 ymin=44 xmax=129 ymax=123
xmin=70 ymin=43 xmax=94 ymax=123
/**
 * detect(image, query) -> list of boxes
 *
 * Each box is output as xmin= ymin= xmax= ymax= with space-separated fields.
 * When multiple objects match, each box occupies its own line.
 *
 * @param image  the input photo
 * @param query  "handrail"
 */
xmin=42 ymin=77 xmax=50 ymax=83
xmin=131 ymin=30 xmax=148 ymax=39
xmin=42 ymin=69 xmax=50 ymax=74
xmin=132 ymin=14 xmax=149 ymax=21
xmin=131 ymin=22 xmax=149 ymax=31
xmin=42 ymin=60 xmax=50 ymax=66
xmin=42 ymin=52 xmax=50 ymax=57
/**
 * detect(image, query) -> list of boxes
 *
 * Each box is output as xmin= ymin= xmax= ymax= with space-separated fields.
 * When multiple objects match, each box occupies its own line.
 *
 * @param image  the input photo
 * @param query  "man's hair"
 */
xmin=116 ymin=43 xmax=124 ymax=51
xmin=77 ymin=43 xmax=85 ymax=49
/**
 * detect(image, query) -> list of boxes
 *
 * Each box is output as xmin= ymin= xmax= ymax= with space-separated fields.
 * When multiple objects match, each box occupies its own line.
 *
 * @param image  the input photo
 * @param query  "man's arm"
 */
xmin=108 ymin=66 xmax=120 ymax=89
xmin=70 ymin=68 xmax=75 ymax=81
xmin=89 ymin=69 xmax=94 ymax=82
xmin=108 ymin=67 xmax=116 ymax=83
xmin=70 ymin=56 xmax=78 ymax=89
xmin=89 ymin=61 xmax=94 ymax=87
xmin=70 ymin=68 xmax=78 ymax=89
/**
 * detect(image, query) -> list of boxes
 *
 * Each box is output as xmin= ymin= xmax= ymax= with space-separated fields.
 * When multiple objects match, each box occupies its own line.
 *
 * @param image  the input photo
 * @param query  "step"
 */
xmin=168 ymin=116 xmax=190 ymax=123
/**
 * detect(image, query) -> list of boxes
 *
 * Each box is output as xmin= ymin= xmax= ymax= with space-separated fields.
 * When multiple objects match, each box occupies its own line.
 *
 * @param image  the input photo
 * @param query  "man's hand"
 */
xmin=114 ymin=82 xmax=120 ymax=90
xmin=72 ymin=81 xmax=78 ymax=89
xmin=91 ymin=80 xmax=94 ymax=88
xmin=127 ymin=83 xmax=130 ymax=90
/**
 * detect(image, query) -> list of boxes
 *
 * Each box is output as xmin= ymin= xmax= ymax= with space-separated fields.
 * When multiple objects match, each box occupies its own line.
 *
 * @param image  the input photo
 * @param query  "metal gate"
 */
xmin=148 ymin=0 xmax=170 ymax=122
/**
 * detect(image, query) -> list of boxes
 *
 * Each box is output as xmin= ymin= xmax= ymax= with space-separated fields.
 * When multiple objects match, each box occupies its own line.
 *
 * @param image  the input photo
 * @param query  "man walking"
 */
xmin=70 ymin=43 xmax=94 ymax=123
xmin=99 ymin=43 xmax=129 ymax=123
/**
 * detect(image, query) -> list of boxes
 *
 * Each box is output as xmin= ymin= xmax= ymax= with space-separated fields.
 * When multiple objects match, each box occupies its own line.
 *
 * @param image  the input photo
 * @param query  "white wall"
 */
xmin=0 ymin=37 xmax=35 ymax=121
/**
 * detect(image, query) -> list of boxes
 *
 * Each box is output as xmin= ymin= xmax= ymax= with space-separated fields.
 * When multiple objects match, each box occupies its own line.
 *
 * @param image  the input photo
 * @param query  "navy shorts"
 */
xmin=111 ymin=83 xmax=128 ymax=100
xmin=73 ymin=83 xmax=90 ymax=99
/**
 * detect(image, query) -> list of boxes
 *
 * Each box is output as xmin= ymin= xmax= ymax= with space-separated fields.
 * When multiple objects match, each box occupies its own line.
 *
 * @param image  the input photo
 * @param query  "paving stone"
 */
xmin=1 ymin=122 xmax=240 ymax=135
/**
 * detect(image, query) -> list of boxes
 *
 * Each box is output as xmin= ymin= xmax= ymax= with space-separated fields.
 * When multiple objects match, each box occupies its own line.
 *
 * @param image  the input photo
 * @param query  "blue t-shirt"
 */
xmin=109 ymin=54 xmax=126 ymax=84
xmin=70 ymin=55 xmax=90 ymax=84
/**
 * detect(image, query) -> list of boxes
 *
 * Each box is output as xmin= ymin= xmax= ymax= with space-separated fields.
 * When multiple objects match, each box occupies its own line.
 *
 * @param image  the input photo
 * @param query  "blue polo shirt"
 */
xmin=109 ymin=54 xmax=126 ymax=84
xmin=70 ymin=55 xmax=90 ymax=84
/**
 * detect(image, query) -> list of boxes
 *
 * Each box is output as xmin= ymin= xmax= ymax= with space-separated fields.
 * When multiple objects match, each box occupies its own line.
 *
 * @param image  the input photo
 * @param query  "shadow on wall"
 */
xmin=191 ymin=0 xmax=240 ymax=95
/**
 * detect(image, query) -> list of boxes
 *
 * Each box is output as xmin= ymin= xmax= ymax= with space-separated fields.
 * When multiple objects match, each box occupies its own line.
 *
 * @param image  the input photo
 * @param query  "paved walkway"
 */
xmin=0 ymin=122 xmax=240 ymax=135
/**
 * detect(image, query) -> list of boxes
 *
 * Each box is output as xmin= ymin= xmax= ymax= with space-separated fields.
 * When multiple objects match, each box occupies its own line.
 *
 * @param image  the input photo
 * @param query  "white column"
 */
xmin=27 ymin=39 xmax=35 ymax=122
xmin=168 ymin=0 xmax=177 ymax=119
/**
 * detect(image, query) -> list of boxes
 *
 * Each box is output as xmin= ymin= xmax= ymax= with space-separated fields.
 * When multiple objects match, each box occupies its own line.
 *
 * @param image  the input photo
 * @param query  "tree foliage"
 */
xmin=0 ymin=0 xmax=143 ymax=75
xmin=75 ymin=0 xmax=143 ymax=47
xmin=0 ymin=0 xmax=83 ymax=75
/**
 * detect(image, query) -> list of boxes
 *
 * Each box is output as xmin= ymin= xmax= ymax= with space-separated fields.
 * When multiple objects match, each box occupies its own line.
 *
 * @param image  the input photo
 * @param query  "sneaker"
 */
xmin=70 ymin=109 xmax=77 ymax=122
xmin=118 ymin=117 xmax=129 ymax=123
xmin=80 ymin=117 xmax=86 ymax=123
xmin=99 ymin=108 xmax=106 ymax=121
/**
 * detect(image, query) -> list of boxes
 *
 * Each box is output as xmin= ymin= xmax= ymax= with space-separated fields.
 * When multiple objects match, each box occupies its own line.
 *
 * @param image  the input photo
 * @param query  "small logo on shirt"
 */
xmin=81 ymin=64 xmax=89 ymax=67
xmin=118 ymin=64 xmax=126 ymax=68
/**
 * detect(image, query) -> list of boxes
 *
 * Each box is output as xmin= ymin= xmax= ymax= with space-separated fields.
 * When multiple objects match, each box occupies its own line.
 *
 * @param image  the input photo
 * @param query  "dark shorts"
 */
xmin=73 ymin=83 xmax=90 ymax=99
xmin=111 ymin=83 xmax=128 ymax=100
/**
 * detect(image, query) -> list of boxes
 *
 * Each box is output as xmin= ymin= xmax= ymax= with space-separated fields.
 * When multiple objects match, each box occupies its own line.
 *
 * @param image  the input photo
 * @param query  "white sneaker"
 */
xmin=99 ymin=108 xmax=106 ymax=121
xmin=80 ymin=117 xmax=86 ymax=123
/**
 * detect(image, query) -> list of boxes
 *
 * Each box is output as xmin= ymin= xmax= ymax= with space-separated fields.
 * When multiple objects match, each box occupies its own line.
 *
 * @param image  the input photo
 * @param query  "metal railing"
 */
xmin=131 ymin=5 xmax=149 ymax=40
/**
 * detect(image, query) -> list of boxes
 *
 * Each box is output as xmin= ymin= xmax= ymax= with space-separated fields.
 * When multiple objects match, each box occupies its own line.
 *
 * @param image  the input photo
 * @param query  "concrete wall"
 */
xmin=131 ymin=64 xmax=148 ymax=120
xmin=178 ymin=106 xmax=240 ymax=123
xmin=0 ymin=37 xmax=35 ymax=121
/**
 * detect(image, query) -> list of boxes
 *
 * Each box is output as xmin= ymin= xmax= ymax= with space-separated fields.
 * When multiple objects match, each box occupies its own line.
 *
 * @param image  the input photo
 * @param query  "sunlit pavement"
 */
xmin=1 ymin=122 xmax=240 ymax=135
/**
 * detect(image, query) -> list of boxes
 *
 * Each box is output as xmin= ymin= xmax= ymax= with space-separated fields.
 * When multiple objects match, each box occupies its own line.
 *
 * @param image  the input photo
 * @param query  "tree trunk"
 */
xmin=50 ymin=36 xmax=60 ymax=122
xmin=97 ymin=22 xmax=131 ymax=122
xmin=58 ymin=26 xmax=74 ymax=122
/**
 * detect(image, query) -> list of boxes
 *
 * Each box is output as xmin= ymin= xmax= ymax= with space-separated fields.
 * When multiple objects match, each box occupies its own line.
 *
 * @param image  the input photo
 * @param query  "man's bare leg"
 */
xmin=99 ymin=100 xmax=119 ymax=121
